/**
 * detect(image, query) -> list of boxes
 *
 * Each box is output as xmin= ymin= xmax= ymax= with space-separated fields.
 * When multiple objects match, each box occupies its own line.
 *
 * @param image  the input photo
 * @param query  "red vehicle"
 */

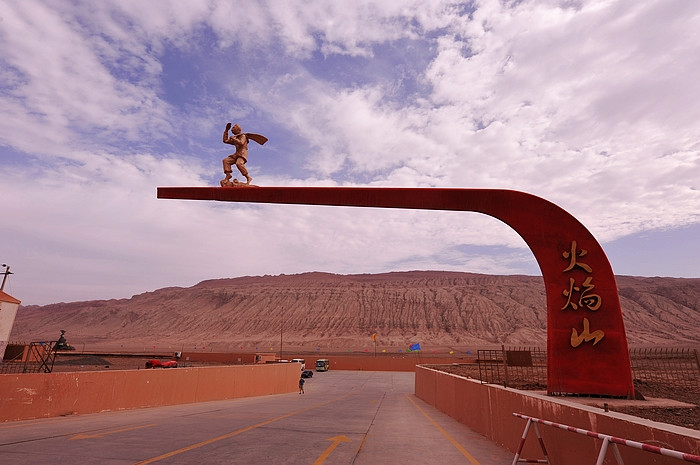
xmin=145 ymin=359 xmax=178 ymax=368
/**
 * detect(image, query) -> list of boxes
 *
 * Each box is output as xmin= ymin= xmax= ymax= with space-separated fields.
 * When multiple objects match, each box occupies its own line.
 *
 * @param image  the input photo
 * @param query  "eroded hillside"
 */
xmin=10 ymin=271 xmax=700 ymax=350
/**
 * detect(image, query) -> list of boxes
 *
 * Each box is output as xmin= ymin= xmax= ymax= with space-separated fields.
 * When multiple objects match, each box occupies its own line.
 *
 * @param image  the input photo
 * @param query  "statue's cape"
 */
xmin=245 ymin=133 xmax=268 ymax=145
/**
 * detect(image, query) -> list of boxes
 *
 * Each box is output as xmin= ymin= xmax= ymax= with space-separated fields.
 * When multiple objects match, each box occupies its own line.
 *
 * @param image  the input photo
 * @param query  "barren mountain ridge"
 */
xmin=10 ymin=271 xmax=700 ymax=350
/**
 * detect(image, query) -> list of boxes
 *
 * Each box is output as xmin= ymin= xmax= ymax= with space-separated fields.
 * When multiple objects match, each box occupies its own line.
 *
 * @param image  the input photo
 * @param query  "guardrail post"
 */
xmin=513 ymin=413 xmax=700 ymax=464
xmin=511 ymin=417 xmax=550 ymax=464
xmin=595 ymin=437 xmax=625 ymax=465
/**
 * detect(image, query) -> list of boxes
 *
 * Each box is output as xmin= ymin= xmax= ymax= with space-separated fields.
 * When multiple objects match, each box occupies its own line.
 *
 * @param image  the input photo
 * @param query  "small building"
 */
xmin=0 ymin=290 xmax=21 ymax=363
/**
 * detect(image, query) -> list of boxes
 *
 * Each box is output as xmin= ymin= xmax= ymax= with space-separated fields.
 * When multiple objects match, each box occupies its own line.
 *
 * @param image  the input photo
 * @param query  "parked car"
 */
xmin=291 ymin=358 xmax=306 ymax=370
xmin=301 ymin=370 xmax=313 ymax=378
xmin=145 ymin=359 xmax=178 ymax=368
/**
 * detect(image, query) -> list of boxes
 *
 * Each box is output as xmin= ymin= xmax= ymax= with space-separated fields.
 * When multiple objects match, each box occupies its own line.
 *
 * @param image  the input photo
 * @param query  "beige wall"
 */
xmin=415 ymin=366 xmax=700 ymax=465
xmin=0 ymin=293 xmax=21 ymax=362
xmin=0 ymin=363 xmax=299 ymax=422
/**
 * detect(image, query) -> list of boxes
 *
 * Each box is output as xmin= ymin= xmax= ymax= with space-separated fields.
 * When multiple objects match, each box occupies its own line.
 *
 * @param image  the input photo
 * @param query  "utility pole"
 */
xmin=279 ymin=320 xmax=283 ymax=359
xmin=1 ymin=264 xmax=12 ymax=291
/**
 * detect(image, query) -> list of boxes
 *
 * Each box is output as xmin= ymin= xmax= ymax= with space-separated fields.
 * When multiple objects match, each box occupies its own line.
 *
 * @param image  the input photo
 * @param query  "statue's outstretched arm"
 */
xmin=223 ymin=122 xmax=232 ymax=144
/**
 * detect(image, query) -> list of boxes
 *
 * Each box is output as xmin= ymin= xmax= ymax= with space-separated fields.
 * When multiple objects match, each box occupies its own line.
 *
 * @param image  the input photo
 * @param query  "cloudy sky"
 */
xmin=1 ymin=0 xmax=699 ymax=306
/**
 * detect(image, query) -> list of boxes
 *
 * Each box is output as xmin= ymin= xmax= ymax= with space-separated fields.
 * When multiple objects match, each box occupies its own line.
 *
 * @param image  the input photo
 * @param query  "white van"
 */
xmin=315 ymin=359 xmax=329 ymax=371
xmin=291 ymin=358 xmax=305 ymax=370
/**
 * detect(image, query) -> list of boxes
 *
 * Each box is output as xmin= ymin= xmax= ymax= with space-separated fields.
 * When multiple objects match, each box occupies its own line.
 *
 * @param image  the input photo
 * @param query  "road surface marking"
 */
xmin=406 ymin=394 xmax=482 ymax=465
xmin=313 ymin=435 xmax=352 ymax=464
xmin=70 ymin=423 xmax=157 ymax=440
xmin=134 ymin=394 xmax=351 ymax=464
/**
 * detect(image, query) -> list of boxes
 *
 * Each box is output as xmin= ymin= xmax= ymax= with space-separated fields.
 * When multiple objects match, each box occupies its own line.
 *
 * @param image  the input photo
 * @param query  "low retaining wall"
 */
xmin=415 ymin=365 xmax=700 ymax=465
xmin=0 ymin=363 xmax=299 ymax=422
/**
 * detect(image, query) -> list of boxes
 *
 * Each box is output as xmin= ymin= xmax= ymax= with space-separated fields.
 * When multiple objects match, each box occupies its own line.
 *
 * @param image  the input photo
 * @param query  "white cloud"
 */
xmin=410 ymin=0 xmax=700 ymax=235
xmin=1 ymin=0 xmax=698 ymax=305
xmin=0 ymin=1 xmax=174 ymax=158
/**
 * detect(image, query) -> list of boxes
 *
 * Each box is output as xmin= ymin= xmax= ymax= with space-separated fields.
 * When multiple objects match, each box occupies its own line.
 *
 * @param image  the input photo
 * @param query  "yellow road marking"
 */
xmin=0 ymin=422 xmax=34 ymax=430
xmin=134 ymin=395 xmax=350 ymax=464
xmin=70 ymin=423 xmax=156 ymax=440
xmin=313 ymin=435 xmax=352 ymax=465
xmin=0 ymin=417 xmax=74 ymax=430
xmin=405 ymin=394 xmax=482 ymax=465
xmin=314 ymin=434 xmax=352 ymax=465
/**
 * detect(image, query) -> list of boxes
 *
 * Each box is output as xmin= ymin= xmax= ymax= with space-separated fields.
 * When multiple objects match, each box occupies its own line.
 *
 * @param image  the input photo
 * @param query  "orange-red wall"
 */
xmin=288 ymin=354 xmax=472 ymax=371
xmin=415 ymin=366 xmax=700 ymax=465
xmin=180 ymin=351 xmax=273 ymax=364
xmin=181 ymin=352 xmax=452 ymax=369
xmin=0 ymin=363 xmax=299 ymax=422
xmin=181 ymin=352 xmax=472 ymax=371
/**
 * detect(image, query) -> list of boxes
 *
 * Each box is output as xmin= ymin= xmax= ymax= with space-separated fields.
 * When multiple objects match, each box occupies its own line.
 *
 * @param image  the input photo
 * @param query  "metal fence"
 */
xmin=475 ymin=346 xmax=700 ymax=392
xmin=0 ymin=341 xmax=57 ymax=374
xmin=629 ymin=347 xmax=700 ymax=390
xmin=477 ymin=345 xmax=547 ymax=390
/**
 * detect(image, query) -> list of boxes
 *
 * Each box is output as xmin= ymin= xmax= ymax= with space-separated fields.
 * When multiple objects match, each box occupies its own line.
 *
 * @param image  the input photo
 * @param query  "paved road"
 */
xmin=0 ymin=371 xmax=512 ymax=464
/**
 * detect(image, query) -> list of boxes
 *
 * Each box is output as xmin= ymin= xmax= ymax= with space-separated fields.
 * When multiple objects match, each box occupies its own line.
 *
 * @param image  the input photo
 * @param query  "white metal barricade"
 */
xmin=512 ymin=412 xmax=700 ymax=465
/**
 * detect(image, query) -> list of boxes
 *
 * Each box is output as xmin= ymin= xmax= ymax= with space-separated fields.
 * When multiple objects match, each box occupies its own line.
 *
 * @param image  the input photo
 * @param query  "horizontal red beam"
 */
xmin=158 ymin=186 xmax=555 ymax=215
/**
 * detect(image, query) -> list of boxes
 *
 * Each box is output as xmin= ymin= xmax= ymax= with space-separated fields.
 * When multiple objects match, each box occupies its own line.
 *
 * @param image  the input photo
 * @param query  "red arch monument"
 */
xmin=157 ymin=186 xmax=635 ymax=398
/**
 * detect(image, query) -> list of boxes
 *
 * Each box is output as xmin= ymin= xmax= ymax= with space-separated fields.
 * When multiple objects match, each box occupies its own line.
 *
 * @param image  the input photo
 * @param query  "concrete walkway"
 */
xmin=0 ymin=371 xmax=513 ymax=464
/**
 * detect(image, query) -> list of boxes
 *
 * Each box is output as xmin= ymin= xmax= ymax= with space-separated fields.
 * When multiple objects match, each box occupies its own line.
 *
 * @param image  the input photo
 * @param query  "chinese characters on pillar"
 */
xmin=561 ymin=240 xmax=605 ymax=348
